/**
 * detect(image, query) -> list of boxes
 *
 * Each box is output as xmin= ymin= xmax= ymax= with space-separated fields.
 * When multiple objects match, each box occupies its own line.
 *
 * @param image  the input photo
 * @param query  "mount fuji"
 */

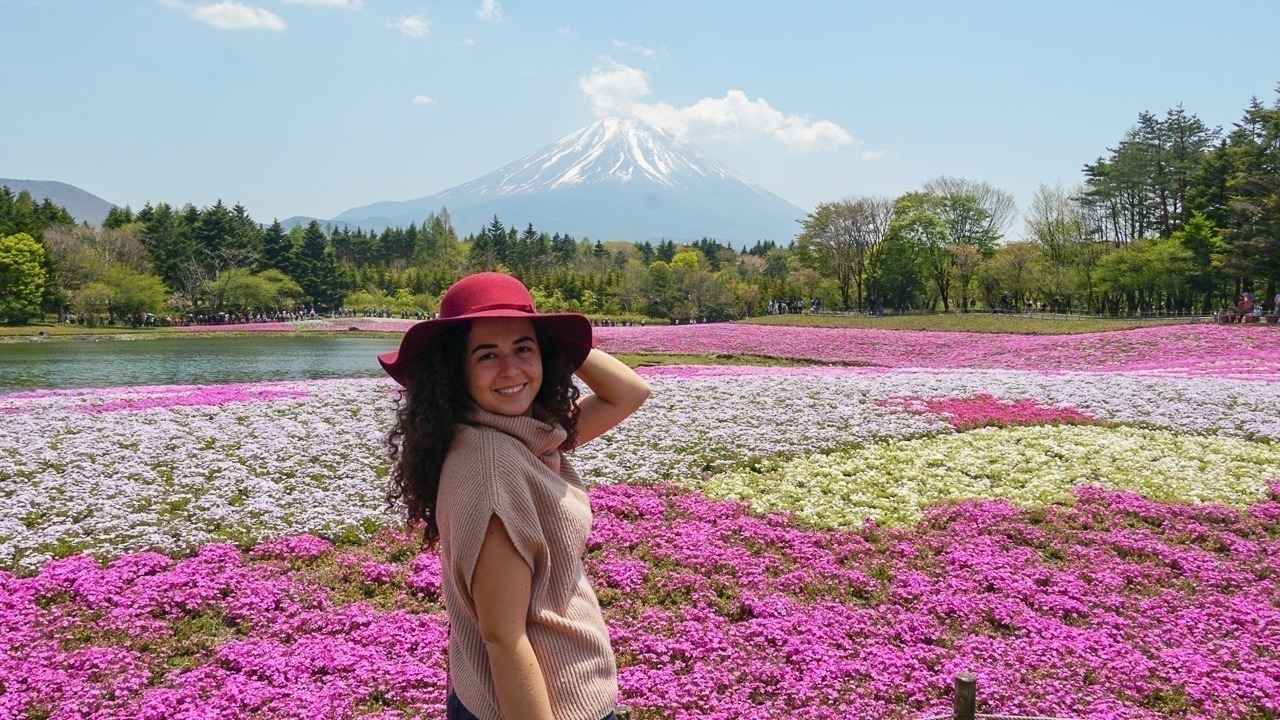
xmin=331 ymin=117 xmax=806 ymax=244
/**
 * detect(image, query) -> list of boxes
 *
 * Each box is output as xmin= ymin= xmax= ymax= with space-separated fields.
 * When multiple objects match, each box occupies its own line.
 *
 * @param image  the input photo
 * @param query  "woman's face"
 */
xmin=464 ymin=317 xmax=543 ymax=417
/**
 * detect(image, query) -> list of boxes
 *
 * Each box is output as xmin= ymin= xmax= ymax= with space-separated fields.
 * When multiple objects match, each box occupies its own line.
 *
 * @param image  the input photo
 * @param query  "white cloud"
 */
xmin=476 ymin=0 xmax=501 ymax=21
xmin=461 ymin=37 xmax=476 ymax=46
xmin=554 ymin=27 xmax=574 ymax=35
xmin=861 ymin=149 xmax=888 ymax=160
xmin=578 ymin=62 xmax=651 ymax=117
xmin=612 ymin=39 xmax=657 ymax=60
xmin=578 ymin=62 xmax=855 ymax=153
xmin=411 ymin=95 xmax=438 ymax=106
xmin=157 ymin=0 xmax=285 ymax=30
xmin=281 ymin=0 xmax=360 ymax=8
xmin=390 ymin=15 xmax=429 ymax=38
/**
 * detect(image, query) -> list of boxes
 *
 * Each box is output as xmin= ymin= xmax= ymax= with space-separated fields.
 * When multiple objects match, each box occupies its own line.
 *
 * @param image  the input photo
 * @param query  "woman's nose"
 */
xmin=496 ymin=354 xmax=520 ymax=375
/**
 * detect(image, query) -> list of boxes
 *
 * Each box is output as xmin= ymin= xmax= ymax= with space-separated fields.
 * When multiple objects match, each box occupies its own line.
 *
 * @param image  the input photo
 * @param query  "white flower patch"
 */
xmin=5 ymin=368 xmax=1280 ymax=572
xmin=0 ymin=380 xmax=399 ymax=573
xmin=705 ymin=425 xmax=1280 ymax=529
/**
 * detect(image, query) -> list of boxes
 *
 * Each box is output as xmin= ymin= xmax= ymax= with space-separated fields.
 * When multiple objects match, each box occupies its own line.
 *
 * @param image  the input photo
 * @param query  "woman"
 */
xmin=380 ymin=272 xmax=650 ymax=720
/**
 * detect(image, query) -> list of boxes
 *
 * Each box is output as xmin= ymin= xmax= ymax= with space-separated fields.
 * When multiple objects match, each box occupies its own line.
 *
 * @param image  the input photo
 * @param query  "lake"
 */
xmin=0 ymin=336 xmax=401 ymax=393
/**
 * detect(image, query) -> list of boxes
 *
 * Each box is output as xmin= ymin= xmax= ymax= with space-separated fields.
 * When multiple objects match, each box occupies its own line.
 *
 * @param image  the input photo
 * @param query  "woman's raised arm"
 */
xmin=572 ymin=348 xmax=650 ymax=447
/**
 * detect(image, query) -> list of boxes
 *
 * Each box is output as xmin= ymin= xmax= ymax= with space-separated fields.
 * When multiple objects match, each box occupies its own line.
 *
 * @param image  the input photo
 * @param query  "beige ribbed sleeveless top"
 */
xmin=436 ymin=406 xmax=617 ymax=720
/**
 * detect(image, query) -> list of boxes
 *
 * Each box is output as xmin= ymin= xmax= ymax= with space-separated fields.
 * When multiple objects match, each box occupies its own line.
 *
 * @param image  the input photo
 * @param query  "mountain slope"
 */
xmin=333 ymin=117 xmax=805 ymax=243
xmin=0 ymin=179 xmax=116 ymax=225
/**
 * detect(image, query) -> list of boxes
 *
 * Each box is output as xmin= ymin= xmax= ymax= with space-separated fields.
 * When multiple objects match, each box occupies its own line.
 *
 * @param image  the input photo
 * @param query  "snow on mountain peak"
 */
xmin=439 ymin=116 xmax=762 ymax=200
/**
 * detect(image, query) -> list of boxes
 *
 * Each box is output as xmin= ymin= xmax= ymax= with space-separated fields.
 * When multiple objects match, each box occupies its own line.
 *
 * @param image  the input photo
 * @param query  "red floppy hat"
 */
xmin=378 ymin=272 xmax=593 ymax=387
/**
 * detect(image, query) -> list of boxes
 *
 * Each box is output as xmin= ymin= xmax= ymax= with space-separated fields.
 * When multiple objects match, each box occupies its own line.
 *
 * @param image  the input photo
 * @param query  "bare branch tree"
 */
xmin=923 ymin=175 xmax=1018 ymax=239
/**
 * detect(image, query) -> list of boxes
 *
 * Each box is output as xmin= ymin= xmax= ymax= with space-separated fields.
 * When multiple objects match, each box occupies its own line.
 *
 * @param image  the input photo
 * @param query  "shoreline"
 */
xmin=0 ymin=328 xmax=404 ymax=344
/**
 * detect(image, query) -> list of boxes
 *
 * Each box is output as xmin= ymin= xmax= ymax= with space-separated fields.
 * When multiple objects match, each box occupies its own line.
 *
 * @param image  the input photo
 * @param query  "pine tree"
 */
xmin=294 ymin=221 xmax=344 ymax=309
xmin=259 ymin=220 xmax=293 ymax=275
xmin=103 ymin=205 xmax=136 ymax=229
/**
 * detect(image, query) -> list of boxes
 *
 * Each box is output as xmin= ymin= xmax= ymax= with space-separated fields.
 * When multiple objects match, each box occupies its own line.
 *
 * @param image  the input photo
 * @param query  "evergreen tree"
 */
xmin=1223 ymin=89 xmax=1280 ymax=300
xmin=259 ymin=220 xmax=293 ymax=275
xmin=294 ymin=221 xmax=344 ymax=308
xmin=140 ymin=202 xmax=196 ymax=292
xmin=103 ymin=205 xmax=136 ymax=229
xmin=230 ymin=202 xmax=263 ymax=259
xmin=655 ymin=239 xmax=677 ymax=263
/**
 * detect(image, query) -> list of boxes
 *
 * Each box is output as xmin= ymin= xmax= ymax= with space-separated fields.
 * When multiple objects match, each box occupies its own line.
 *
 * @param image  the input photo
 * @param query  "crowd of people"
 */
xmin=1226 ymin=292 xmax=1280 ymax=322
xmin=766 ymin=299 xmax=825 ymax=315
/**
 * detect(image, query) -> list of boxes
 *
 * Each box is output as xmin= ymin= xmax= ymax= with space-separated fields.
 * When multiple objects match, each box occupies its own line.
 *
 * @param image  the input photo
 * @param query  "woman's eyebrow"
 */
xmin=469 ymin=337 xmax=536 ymax=357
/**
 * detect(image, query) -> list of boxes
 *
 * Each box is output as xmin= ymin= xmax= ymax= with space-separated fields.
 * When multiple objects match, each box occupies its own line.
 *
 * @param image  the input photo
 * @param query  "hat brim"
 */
xmin=379 ymin=309 xmax=593 ymax=387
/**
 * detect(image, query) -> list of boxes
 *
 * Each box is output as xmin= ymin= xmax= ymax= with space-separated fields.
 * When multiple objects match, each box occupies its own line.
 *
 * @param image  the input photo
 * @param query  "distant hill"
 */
xmin=0 ymin=179 xmax=116 ymax=225
xmin=332 ymin=117 xmax=806 ymax=244
xmin=280 ymin=215 xmax=327 ymax=230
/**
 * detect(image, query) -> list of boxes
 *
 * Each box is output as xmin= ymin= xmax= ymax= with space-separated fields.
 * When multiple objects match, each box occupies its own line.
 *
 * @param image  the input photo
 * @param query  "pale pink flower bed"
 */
xmin=1 ymin=381 xmax=316 ymax=413
xmin=596 ymin=324 xmax=1280 ymax=378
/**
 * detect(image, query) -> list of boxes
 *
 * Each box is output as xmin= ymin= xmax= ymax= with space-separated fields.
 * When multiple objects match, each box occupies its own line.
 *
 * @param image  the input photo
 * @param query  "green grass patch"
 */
xmin=741 ymin=313 xmax=1197 ymax=335
xmin=0 ymin=323 xmax=162 ymax=340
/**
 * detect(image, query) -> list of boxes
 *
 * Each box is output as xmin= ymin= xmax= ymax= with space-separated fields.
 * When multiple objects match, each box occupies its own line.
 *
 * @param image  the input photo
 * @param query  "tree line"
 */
xmin=796 ymin=87 xmax=1280 ymax=315
xmin=1 ymin=84 xmax=1277 ymax=324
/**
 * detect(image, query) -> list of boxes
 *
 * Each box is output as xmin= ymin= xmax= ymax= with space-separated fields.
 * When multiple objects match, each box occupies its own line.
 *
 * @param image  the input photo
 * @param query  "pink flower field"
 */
xmin=596 ymin=323 xmax=1280 ymax=378
xmin=5 ymin=484 xmax=1278 ymax=720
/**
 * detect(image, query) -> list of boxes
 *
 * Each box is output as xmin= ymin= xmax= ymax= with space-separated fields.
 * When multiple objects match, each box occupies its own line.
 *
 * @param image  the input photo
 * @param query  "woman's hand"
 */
xmin=572 ymin=348 xmax=650 ymax=447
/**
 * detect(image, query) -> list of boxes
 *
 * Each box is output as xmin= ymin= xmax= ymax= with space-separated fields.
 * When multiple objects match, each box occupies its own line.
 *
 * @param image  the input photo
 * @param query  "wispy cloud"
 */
xmin=579 ymin=62 xmax=855 ymax=153
xmin=461 ymin=37 xmax=477 ymax=46
xmin=157 ymin=0 xmax=286 ymax=31
xmin=390 ymin=15 xmax=429 ymax=38
xmin=411 ymin=95 xmax=438 ymax=106
xmin=554 ymin=27 xmax=574 ymax=35
xmin=281 ymin=0 xmax=360 ymax=8
xmin=861 ymin=149 xmax=888 ymax=160
xmin=476 ymin=0 xmax=501 ymax=21
xmin=612 ymin=39 xmax=658 ymax=60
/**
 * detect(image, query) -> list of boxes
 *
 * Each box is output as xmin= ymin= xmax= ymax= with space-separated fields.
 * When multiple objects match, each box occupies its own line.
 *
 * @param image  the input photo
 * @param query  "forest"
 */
xmin=1 ymin=86 xmax=1277 ymax=324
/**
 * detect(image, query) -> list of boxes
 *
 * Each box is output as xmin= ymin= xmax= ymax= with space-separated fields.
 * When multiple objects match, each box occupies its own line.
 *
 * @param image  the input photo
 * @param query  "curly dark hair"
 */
xmin=385 ymin=321 xmax=581 ymax=546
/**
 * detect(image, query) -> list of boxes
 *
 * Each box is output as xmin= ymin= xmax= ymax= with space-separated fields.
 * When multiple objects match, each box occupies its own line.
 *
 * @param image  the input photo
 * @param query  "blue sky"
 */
xmin=3 ymin=0 xmax=1279 ymax=238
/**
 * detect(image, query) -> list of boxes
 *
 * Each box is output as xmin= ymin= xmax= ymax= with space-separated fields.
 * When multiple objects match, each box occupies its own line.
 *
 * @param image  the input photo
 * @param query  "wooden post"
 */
xmin=953 ymin=673 xmax=976 ymax=720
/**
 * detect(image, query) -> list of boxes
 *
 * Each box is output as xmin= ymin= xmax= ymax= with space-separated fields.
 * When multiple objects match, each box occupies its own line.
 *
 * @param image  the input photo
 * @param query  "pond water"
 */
xmin=0 ymin=336 xmax=401 ymax=393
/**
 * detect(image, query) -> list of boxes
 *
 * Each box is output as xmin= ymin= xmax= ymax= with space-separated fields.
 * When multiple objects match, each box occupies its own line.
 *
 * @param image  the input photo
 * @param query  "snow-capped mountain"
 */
xmin=332 ymin=117 xmax=805 ymax=243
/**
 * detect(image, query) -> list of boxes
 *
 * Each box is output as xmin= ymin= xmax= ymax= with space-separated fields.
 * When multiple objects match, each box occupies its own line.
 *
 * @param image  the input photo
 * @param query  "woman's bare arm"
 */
xmin=572 ymin=348 xmax=650 ymax=447
xmin=472 ymin=515 xmax=554 ymax=720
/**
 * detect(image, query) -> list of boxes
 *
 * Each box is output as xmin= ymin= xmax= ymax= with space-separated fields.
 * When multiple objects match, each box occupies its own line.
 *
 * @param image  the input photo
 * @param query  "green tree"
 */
xmin=101 ymin=265 xmax=168 ymax=321
xmin=293 ymin=221 xmax=344 ymax=309
xmin=102 ymin=205 xmax=136 ymax=230
xmin=886 ymin=193 xmax=951 ymax=309
xmin=1222 ymin=89 xmax=1280 ymax=301
xmin=259 ymin=220 xmax=293 ymax=274
xmin=1171 ymin=213 xmax=1226 ymax=310
xmin=798 ymin=197 xmax=894 ymax=310
xmin=0 ymin=232 xmax=47 ymax=323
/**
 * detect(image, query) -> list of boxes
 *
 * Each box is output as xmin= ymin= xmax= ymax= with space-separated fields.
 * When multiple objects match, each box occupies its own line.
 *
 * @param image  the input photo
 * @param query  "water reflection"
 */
xmin=0 ymin=336 xmax=401 ymax=393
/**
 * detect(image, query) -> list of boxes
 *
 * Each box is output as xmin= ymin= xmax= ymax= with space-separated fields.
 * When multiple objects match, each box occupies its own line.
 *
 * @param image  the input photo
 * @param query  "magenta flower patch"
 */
xmin=4 ymin=484 xmax=1279 ymax=718
xmin=882 ymin=393 xmax=1105 ymax=430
